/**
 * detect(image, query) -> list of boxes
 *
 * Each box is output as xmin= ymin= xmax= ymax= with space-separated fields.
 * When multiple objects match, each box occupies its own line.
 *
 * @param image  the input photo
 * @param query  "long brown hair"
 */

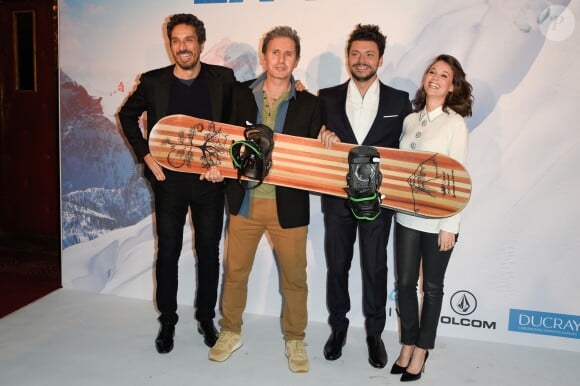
xmin=412 ymin=54 xmax=474 ymax=117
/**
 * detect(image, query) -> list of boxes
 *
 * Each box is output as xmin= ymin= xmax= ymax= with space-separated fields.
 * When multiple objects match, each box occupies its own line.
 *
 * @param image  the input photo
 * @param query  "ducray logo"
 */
xmin=509 ymin=309 xmax=579 ymax=339
xmin=440 ymin=290 xmax=496 ymax=330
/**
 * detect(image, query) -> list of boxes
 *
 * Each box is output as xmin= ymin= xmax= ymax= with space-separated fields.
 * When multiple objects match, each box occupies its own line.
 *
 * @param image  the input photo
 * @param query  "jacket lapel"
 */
xmin=204 ymin=64 xmax=223 ymax=122
xmin=336 ymin=82 xmax=358 ymax=144
xmin=361 ymin=82 xmax=387 ymax=145
xmin=155 ymin=66 xmax=173 ymax=120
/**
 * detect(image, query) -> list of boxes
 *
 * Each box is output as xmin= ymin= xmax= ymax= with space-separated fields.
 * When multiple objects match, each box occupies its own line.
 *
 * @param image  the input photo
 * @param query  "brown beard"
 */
xmin=351 ymin=65 xmax=376 ymax=82
xmin=174 ymin=51 xmax=198 ymax=71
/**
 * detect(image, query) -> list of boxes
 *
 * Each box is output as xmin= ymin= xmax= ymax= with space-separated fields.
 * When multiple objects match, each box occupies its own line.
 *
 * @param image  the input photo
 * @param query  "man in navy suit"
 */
xmin=118 ymin=13 xmax=236 ymax=354
xmin=318 ymin=24 xmax=411 ymax=368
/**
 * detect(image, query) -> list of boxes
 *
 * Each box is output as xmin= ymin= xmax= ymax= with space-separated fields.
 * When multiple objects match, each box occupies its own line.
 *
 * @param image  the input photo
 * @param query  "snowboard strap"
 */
xmin=345 ymin=146 xmax=383 ymax=221
xmin=230 ymin=123 xmax=274 ymax=189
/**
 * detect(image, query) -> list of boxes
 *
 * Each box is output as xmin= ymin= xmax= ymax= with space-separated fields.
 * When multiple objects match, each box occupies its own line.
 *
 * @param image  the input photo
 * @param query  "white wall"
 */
xmin=60 ymin=0 xmax=580 ymax=352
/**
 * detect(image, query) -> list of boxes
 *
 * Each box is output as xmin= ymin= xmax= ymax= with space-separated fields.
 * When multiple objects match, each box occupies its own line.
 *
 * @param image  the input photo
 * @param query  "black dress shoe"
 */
xmin=401 ymin=351 xmax=429 ymax=382
xmin=197 ymin=321 xmax=218 ymax=347
xmin=155 ymin=324 xmax=175 ymax=354
xmin=323 ymin=330 xmax=347 ymax=360
xmin=366 ymin=335 xmax=387 ymax=368
xmin=390 ymin=361 xmax=407 ymax=374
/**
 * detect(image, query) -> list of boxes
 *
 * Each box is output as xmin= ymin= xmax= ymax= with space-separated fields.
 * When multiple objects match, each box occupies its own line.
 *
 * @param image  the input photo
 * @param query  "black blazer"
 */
xmin=118 ymin=63 xmax=236 ymax=163
xmin=226 ymin=81 xmax=322 ymax=229
xmin=319 ymin=80 xmax=411 ymax=216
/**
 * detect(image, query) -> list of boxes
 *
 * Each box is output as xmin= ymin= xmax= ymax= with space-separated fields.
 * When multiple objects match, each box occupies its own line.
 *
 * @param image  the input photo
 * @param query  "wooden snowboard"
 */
xmin=149 ymin=114 xmax=472 ymax=218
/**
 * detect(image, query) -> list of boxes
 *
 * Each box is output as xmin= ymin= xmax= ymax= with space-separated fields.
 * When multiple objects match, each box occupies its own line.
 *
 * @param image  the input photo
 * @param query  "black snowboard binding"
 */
xmin=230 ymin=123 xmax=274 ymax=189
xmin=345 ymin=146 xmax=383 ymax=221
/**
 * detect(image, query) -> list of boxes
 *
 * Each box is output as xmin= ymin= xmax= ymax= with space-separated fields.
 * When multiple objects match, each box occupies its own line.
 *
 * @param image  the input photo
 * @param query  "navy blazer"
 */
xmin=226 ymin=81 xmax=322 ymax=229
xmin=319 ymin=80 xmax=411 ymax=216
xmin=118 ymin=63 xmax=236 ymax=163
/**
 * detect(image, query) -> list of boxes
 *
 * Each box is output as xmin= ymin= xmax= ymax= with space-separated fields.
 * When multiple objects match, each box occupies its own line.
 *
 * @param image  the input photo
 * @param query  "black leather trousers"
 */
xmin=394 ymin=223 xmax=453 ymax=349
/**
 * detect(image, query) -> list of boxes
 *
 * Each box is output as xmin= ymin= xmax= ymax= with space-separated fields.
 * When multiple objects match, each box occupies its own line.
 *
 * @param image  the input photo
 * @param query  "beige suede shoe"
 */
xmin=208 ymin=331 xmax=242 ymax=362
xmin=285 ymin=340 xmax=309 ymax=373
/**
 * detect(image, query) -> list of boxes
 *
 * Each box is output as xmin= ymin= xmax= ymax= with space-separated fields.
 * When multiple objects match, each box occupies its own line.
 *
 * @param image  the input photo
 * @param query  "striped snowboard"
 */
xmin=149 ymin=114 xmax=471 ymax=218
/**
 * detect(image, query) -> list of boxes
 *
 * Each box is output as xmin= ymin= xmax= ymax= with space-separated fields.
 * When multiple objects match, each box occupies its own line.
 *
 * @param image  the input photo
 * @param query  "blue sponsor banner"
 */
xmin=509 ymin=309 xmax=580 ymax=339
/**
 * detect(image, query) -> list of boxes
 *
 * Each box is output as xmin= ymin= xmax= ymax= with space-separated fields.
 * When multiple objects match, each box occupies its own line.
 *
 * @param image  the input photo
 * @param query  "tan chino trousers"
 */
xmin=220 ymin=197 xmax=308 ymax=341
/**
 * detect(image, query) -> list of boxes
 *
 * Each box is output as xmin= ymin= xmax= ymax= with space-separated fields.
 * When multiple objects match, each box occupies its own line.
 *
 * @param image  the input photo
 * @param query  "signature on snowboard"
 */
xmin=408 ymin=154 xmax=456 ymax=213
xmin=162 ymin=121 xmax=229 ymax=169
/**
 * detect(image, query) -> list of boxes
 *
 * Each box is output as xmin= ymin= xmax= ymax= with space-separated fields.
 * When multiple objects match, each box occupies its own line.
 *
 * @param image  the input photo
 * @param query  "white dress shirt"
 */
xmin=346 ymin=78 xmax=380 ymax=144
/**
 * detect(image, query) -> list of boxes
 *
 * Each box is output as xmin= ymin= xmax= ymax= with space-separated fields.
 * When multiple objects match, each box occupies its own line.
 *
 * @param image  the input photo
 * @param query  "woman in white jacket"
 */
xmin=391 ymin=54 xmax=474 ymax=382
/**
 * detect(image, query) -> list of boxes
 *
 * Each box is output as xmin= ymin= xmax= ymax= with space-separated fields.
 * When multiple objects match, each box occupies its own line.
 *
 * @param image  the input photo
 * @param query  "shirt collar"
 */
xmin=419 ymin=106 xmax=444 ymax=122
xmin=347 ymin=77 xmax=380 ymax=101
xmin=250 ymin=72 xmax=297 ymax=99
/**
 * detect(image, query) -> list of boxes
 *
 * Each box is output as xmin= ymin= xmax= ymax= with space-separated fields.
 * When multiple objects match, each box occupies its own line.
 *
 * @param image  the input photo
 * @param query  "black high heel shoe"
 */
xmin=390 ymin=361 xmax=407 ymax=375
xmin=400 ymin=351 xmax=429 ymax=382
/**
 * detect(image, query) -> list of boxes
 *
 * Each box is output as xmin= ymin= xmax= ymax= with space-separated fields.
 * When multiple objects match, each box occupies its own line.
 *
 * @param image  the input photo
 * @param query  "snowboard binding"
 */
xmin=345 ymin=146 xmax=383 ymax=221
xmin=230 ymin=123 xmax=274 ymax=189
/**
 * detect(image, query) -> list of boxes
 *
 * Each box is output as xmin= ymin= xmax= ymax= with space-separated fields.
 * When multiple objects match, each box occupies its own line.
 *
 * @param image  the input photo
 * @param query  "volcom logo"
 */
xmin=450 ymin=290 xmax=477 ymax=316
xmin=441 ymin=290 xmax=496 ymax=330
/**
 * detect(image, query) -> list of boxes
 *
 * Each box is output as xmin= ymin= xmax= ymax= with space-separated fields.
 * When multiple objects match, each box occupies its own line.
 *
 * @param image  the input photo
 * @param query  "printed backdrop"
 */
xmin=59 ymin=0 xmax=580 ymax=351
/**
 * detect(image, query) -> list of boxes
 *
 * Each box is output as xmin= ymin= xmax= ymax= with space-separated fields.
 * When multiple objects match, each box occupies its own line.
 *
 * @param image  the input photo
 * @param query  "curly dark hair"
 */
xmin=166 ymin=13 xmax=206 ymax=44
xmin=412 ymin=54 xmax=474 ymax=117
xmin=347 ymin=24 xmax=386 ymax=57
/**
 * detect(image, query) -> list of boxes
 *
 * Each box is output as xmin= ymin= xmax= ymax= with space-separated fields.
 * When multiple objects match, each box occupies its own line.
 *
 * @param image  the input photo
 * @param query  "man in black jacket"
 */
xmin=208 ymin=26 xmax=321 ymax=373
xmin=118 ymin=13 xmax=235 ymax=354
xmin=317 ymin=24 xmax=411 ymax=368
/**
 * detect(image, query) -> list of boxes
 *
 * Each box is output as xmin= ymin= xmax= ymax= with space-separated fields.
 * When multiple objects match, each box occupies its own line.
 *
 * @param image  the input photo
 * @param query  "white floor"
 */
xmin=1 ymin=289 xmax=578 ymax=386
